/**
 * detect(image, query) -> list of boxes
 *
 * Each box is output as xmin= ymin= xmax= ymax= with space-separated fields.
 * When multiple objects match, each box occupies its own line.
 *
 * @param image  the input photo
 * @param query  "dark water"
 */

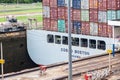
xmin=0 ymin=31 xmax=37 ymax=74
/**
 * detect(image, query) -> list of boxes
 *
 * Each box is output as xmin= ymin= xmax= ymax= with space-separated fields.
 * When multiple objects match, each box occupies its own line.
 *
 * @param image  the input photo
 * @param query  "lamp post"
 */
xmin=68 ymin=0 xmax=72 ymax=80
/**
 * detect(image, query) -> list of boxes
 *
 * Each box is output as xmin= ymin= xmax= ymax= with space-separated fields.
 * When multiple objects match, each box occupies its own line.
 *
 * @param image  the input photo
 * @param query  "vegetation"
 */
xmin=0 ymin=3 xmax=43 ymax=23
xmin=0 ymin=0 xmax=42 ymax=3
xmin=0 ymin=15 xmax=42 ymax=22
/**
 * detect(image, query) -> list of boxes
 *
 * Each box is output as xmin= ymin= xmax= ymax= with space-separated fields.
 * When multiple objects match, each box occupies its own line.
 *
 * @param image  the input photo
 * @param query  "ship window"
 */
xmin=55 ymin=35 xmax=61 ymax=44
xmin=62 ymin=36 xmax=68 ymax=45
xmin=89 ymin=39 xmax=96 ymax=49
xmin=47 ymin=34 xmax=54 ymax=43
xmin=72 ymin=37 xmax=79 ymax=46
xmin=81 ymin=38 xmax=88 ymax=47
xmin=97 ymin=40 xmax=106 ymax=50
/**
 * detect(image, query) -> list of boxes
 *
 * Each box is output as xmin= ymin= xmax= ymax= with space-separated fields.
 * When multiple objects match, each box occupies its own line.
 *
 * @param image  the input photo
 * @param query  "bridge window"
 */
xmin=55 ymin=35 xmax=61 ymax=44
xmin=97 ymin=40 xmax=106 ymax=50
xmin=62 ymin=36 xmax=68 ymax=45
xmin=89 ymin=39 xmax=96 ymax=49
xmin=81 ymin=38 xmax=88 ymax=47
xmin=47 ymin=34 xmax=54 ymax=43
xmin=72 ymin=37 xmax=79 ymax=46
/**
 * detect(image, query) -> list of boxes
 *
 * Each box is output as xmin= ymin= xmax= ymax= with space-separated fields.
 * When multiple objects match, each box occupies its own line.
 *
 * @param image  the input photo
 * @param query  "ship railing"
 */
xmin=27 ymin=18 xmax=42 ymax=30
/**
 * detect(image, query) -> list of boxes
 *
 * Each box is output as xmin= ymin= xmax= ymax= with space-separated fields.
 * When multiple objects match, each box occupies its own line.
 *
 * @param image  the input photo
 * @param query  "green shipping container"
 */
xmin=107 ymin=10 xmax=117 ymax=20
xmin=117 ymin=10 xmax=120 ymax=19
xmin=58 ymin=20 xmax=66 ymax=32
xmin=81 ymin=10 xmax=89 ymax=21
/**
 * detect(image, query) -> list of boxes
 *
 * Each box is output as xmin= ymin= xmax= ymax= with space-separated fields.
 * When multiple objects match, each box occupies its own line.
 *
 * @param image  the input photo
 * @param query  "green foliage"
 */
xmin=0 ymin=0 xmax=42 ymax=3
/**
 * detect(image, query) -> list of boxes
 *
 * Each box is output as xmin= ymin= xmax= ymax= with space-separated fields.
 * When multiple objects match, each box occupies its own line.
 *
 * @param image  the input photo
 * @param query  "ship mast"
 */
xmin=68 ymin=0 xmax=72 ymax=80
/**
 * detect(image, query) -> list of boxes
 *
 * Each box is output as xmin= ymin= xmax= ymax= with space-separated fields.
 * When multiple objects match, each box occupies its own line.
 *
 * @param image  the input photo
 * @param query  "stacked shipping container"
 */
xmin=43 ymin=0 xmax=120 ymax=37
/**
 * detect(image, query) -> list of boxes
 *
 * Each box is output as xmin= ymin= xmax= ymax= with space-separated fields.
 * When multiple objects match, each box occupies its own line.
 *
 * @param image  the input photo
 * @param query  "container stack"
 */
xmin=43 ymin=0 xmax=120 ymax=38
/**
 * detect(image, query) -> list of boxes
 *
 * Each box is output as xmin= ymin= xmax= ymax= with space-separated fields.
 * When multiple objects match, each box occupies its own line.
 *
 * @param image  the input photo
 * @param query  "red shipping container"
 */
xmin=51 ymin=19 xmax=58 ymax=31
xmin=65 ymin=8 xmax=73 ymax=20
xmin=98 ymin=23 xmax=103 ymax=36
xmin=102 ymin=24 xmax=108 ymax=37
xmin=43 ymin=0 xmax=50 ymax=6
xmin=93 ymin=10 xmax=98 ymax=22
xmin=50 ymin=0 xmax=57 ymax=7
xmin=108 ymin=0 xmax=120 ymax=10
xmin=98 ymin=23 xmax=108 ymax=37
xmin=112 ymin=0 xmax=120 ymax=10
xmin=85 ymin=22 xmax=90 ymax=35
xmin=65 ymin=20 xmax=73 ymax=33
xmin=107 ymin=25 xmax=113 ymax=38
xmin=81 ymin=22 xmax=86 ymax=34
xmin=102 ymin=0 xmax=107 ymax=10
xmin=58 ymin=7 xmax=65 ymax=19
xmin=81 ymin=22 xmax=90 ymax=35
xmin=98 ymin=0 xmax=107 ymax=10
xmin=43 ymin=18 xmax=51 ymax=30
xmin=98 ymin=0 xmax=103 ymax=10
xmin=50 ymin=7 xmax=58 ymax=20
xmin=108 ymin=0 xmax=112 ymax=9
xmin=89 ymin=9 xmax=94 ymax=22
xmin=72 ymin=9 xmax=81 ymax=21
xmin=89 ymin=9 xmax=98 ymax=22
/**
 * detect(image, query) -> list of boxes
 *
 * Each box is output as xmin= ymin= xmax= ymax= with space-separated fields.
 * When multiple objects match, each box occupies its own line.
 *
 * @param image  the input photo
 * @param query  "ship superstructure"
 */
xmin=27 ymin=0 xmax=120 ymax=65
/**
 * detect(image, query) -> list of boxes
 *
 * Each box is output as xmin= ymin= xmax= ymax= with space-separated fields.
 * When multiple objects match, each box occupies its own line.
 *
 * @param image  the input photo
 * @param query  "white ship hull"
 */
xmin=27 ymin=30 xmax=115 ymax=65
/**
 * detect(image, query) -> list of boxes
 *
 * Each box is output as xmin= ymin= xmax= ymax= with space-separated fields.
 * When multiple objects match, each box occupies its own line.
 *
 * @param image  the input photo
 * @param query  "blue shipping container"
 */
xmin=72 ymin=0 xmax=81 ymax=9
xmin=73 ymin=21 xmax=81 ymax=34
xmin=57 ymin=0 xmax=65 ymax=7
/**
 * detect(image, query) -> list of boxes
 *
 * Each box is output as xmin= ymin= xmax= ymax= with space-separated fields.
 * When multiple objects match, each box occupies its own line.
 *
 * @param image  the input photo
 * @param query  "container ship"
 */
xmin=27 ymin=0 xmax=120 ymax=65
xmin=0 ymin=17 xmax=37 ymax=74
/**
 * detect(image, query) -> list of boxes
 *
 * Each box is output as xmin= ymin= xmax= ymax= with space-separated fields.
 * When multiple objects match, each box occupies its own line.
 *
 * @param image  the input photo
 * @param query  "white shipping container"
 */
xmin=43 ymin=6 xmax=50 ymax=18
xmin=90 ymin=22 xmax=98 ymax=35
xmin=81 ymin=10 xmax=89 ymax=21
xmin=98 ymin=11 xmax=107 ymax=23
xmin=98 ymin=11 xmax=102 ymax=22
xmin=65 ymin=0 xmax=72 ymax=7
xmin=81 ymin=0 xmax=89 ymax=9
xmin=102 ymin=12 xmax=107 ymax=23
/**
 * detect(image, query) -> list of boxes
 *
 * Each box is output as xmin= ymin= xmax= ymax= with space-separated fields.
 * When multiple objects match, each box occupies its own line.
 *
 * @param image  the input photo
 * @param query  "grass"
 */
xmin=0 ymin=3 xmax=43 ymax=23
xmin=0 ymin=15 xmax=43 ymax=22
xmin=0 ymin=3 xmax=42 ymax=11
xmin=0 ymin=9 xmax=42 ymax=16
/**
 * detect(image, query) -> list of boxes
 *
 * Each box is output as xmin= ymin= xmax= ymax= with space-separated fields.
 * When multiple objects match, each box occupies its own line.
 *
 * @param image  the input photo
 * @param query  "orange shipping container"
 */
xmin=89 ymin=0 xmax=94 ymax=9
xmin=94 ymin=0 xmax=98 ymax=9
xmin=90 ymin=0 xmax=98 ymax=9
